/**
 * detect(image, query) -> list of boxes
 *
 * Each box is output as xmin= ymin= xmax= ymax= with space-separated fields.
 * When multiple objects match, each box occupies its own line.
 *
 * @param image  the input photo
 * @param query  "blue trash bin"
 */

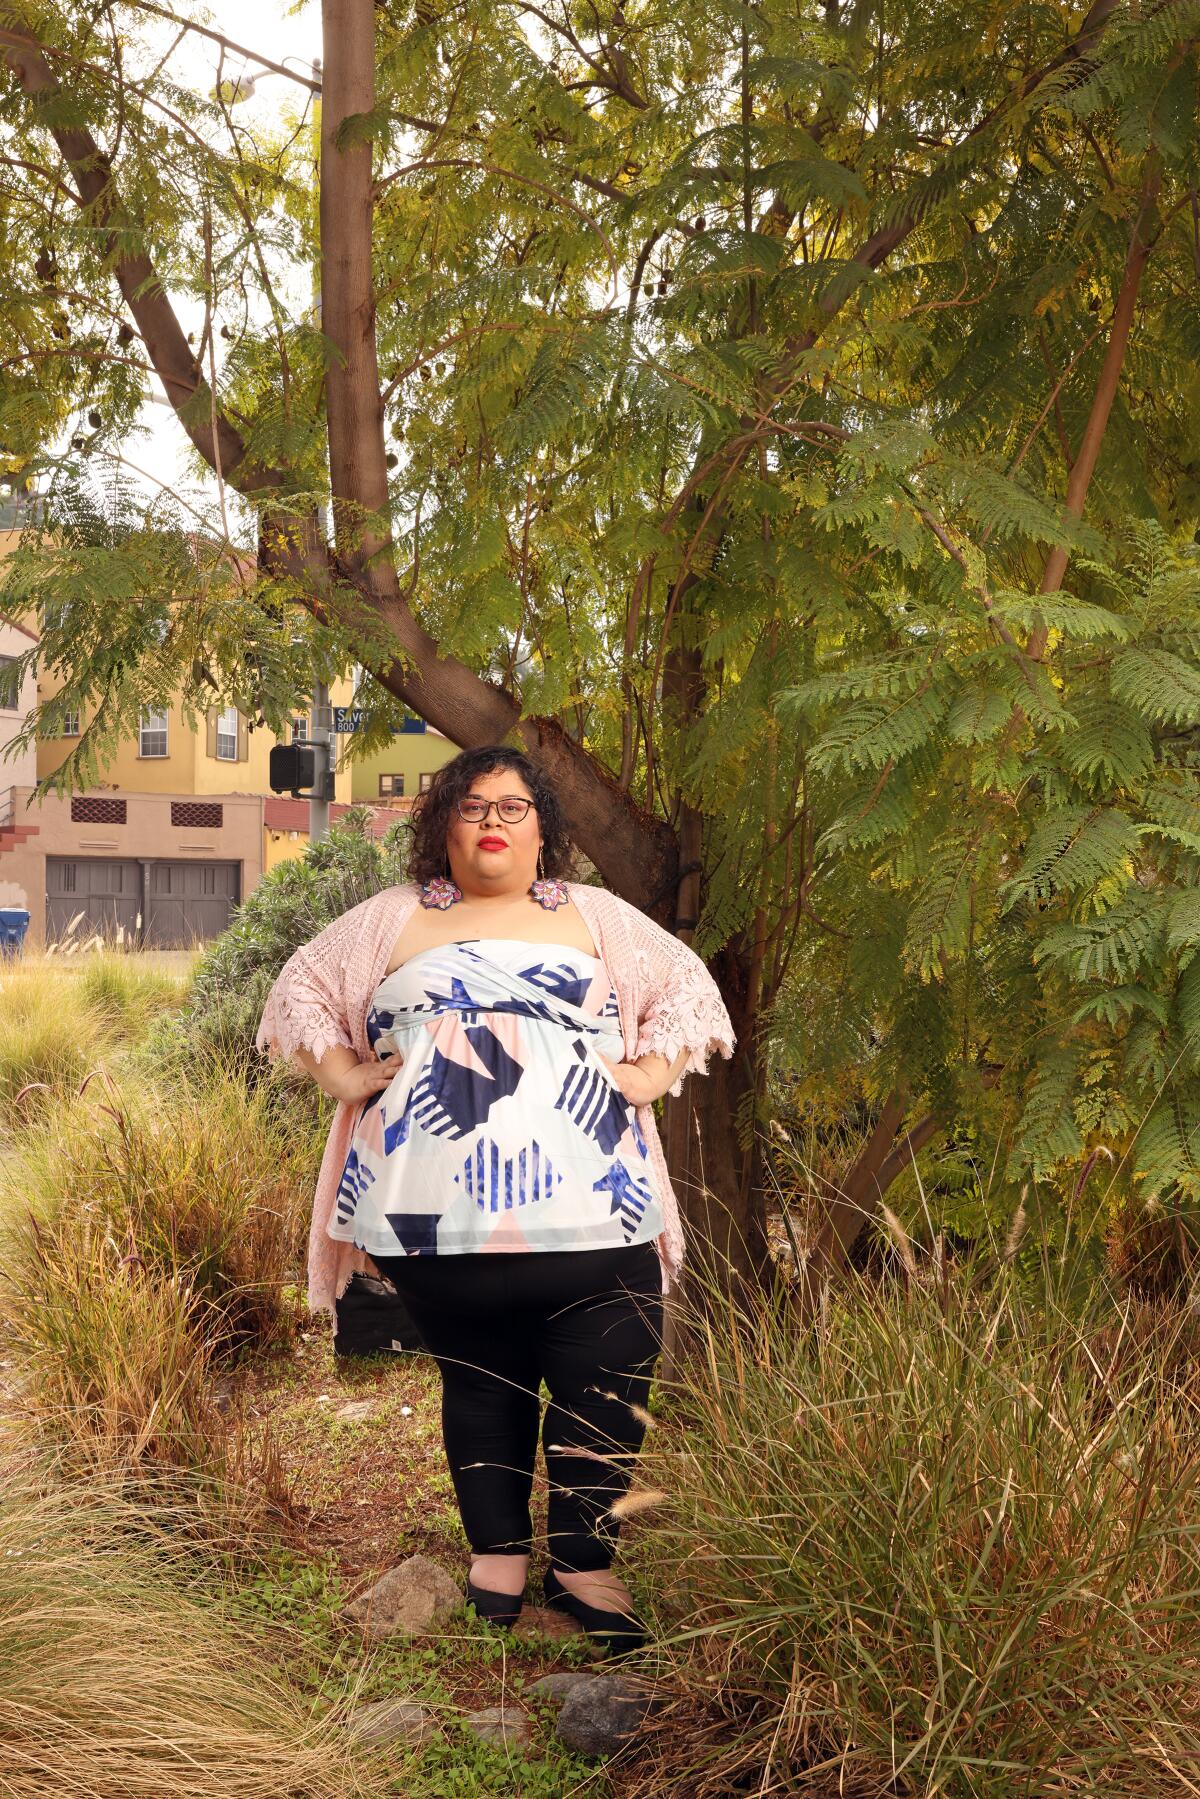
xmin=0 ymin=908 xmax=30 ymax=956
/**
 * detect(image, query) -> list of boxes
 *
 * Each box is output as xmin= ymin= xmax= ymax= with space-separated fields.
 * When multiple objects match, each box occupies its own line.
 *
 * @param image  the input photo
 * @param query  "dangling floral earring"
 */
xmin=420 ymin=852 xmax=463 ymax=910
xmin=530 ymin=845 xmax=569 ymax=911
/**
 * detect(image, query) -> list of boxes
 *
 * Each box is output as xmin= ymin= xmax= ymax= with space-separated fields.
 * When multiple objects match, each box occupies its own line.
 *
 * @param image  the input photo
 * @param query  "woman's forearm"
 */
xmin=624 ymin=1047 xmax=691 ymax=1104
xmin=600 ymin=1048 xmax=685 ymax=1106
xmin=294 ymin=1043 xmax=361 ymax=1100
xmin=294 ymin=1042 xmax=399 ymax=1107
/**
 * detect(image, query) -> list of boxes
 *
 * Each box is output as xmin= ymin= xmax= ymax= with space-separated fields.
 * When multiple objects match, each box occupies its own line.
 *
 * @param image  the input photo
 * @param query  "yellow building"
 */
xmin=0 ymin=498 xmax=448 ymax=942
xmin=347 ymin=717 xmax=457 ymax=803
xmin=36 ymin=689 xmax=356 ymax=804
xmin=22 ymin=682 xmax=367 ymax=943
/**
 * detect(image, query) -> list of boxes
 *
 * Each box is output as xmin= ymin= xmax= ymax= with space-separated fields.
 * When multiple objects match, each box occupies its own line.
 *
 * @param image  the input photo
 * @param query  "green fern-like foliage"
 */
xmin=8 ymin=0 xmax=1200 ymax=1242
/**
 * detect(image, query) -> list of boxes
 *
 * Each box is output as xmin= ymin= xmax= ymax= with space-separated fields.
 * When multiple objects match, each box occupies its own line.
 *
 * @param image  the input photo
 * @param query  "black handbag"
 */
xmin=333 ymin=1272 xmax=425 ymax=1358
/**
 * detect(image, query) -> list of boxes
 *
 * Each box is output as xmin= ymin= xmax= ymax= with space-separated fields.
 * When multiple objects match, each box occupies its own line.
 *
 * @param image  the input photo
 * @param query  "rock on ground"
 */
xmin=345 ymin=1696 xmax=437 ymax=1747
xmin=555 ymin=1674 xmax=658 ymax=1757
xmin=526 ymin=1670 xmax=594 ymax=1708
xmin=334 ymin=1398 xmax=376 ymax=1423
xmin=463 ymin=1704 xmax=530 ymax=1749
xmin=343 ymin=1554 xmax=463 ymax=1638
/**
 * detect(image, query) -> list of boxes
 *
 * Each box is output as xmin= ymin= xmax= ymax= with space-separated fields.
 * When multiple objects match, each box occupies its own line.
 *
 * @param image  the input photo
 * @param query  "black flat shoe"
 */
xmin=466 ymin=1577 xmax=524 ymax=1627
xmin=543 ymin=1565 xmax=647 ymax=1654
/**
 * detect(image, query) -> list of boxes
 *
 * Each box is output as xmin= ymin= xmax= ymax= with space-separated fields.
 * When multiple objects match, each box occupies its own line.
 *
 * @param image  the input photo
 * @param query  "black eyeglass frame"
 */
xmin=455 ymin=795 xmax=537 ymax=823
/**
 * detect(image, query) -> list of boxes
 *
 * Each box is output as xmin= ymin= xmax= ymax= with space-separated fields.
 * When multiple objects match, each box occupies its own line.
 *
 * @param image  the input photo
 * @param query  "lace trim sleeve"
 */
xmin=631 ymin=937 xmax=736 ymax=1097
xmin=255 ymin=943 xmax=355 ymax=1066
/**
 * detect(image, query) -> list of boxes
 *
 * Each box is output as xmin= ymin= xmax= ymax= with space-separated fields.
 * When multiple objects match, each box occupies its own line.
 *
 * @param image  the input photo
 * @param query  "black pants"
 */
xmin=371 ymin=1242 xmax=663 ymax=1572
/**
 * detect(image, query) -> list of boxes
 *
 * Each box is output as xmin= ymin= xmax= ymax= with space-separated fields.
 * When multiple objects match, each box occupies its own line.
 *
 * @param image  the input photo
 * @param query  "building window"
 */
xmin=139 ymin=708 xmax=168 ymax=758
xmin=215 ymin=705 xmax=238 ymax=761
xmin=62 ymin=709 xmax=80 ymax=737
xmin=0 ymin=654 xmax=17 ymax=715
xmin=378 ymin=773 xmax=404 ymax=797
xmin=418 ymin=771 xmax=434 ymax=792
xmin=291 ymin=715 xmax=308 ymax=743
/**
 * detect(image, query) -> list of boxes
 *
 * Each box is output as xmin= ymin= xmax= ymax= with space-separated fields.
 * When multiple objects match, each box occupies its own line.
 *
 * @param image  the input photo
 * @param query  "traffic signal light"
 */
xmin=269 ymin=743 xmax=317 ymax=794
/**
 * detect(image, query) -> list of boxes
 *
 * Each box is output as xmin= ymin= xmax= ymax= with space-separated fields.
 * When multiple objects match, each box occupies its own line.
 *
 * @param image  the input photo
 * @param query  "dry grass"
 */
xmin=0 ymin=954 xmax=188 ymax=1126
xmin=0 ymin=1204 xmax=292 ymax=1530
xmin=74 ymin=948 xmax=188 ymax=1040
xmin=635 ymin=1253 xmax=1200 ymax=1797
xmin=0 ymin=1073 xmax=322 ymax=1352
xmin=0 ymin=1072 xmax=322 ymax=1514
xmin=0 ymin=1474 xmax=364 ymax=1799
xmin=0 ymin=964 xmax=100 ymax=1117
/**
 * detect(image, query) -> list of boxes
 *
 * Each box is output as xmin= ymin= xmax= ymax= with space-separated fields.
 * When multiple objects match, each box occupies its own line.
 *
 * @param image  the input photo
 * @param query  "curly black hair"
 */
xmin=407 ymin=745 xmax=577 ymax=885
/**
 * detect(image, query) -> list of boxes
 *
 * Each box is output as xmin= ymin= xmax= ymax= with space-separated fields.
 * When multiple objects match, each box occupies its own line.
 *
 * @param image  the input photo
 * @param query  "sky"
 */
xmin=120 ymin=0 xmax=322 ymax=513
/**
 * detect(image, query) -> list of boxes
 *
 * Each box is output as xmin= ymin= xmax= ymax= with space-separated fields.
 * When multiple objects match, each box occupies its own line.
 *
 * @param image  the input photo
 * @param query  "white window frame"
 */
xmin=138 ymin=707 xmax=169 ymax=759
xmin=215 ymin=705 xmax=238 ymax=761
xmin=62 ymin=709 xmax=80 ymax=737
xmin=291 ymin=715 xmax=309 ymax=744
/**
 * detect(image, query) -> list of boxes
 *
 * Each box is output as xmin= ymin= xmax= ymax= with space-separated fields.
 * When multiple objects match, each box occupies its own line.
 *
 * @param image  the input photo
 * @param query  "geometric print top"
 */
xmin=328 ymin=938 xmax=664 ymax=1258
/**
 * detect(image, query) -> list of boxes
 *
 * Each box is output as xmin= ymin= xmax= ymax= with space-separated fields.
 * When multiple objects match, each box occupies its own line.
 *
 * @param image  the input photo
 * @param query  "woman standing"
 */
xmin=257 ymin=746 xmax=734 ymax=1650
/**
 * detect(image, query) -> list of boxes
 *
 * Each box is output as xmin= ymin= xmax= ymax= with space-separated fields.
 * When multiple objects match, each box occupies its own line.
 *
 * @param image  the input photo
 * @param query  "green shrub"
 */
xmin=639 ymin=1257 xmax=1200 ymax=1797
xmin=155 ymin=814 xmax=408 ymax=1080
xmin=0 ymin=1476 xmax=359 ymax=1798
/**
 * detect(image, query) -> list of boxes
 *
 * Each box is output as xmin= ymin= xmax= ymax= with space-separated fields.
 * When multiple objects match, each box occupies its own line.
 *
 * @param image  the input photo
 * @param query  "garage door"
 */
xmin=145 ymin=860 xmax=240 ymax=948
xmin=46 ymin=857 xmax=241 ymax=948
xmin=46 ymin=857 xmax=142 ymax=945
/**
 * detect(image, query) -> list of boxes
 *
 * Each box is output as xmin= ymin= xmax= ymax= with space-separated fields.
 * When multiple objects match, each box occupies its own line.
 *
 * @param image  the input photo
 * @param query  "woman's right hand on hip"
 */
xmin=328 ymin=1053 xmax=401 ymax=1106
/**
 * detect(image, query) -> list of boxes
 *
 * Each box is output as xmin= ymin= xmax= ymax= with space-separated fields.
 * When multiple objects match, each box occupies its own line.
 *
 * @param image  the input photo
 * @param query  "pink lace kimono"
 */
xmin=256 ymin=881 xmax=736 ymax=1312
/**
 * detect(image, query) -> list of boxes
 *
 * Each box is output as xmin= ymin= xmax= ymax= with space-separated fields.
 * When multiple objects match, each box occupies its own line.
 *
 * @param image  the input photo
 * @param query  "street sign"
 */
xmin=332 ymin=707 xmax=428 ymax=734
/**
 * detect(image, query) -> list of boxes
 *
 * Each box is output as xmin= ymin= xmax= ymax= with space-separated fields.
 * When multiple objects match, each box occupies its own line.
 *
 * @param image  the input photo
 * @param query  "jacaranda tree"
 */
xmin=4 ymin=0 xmax=1200 ymax=1287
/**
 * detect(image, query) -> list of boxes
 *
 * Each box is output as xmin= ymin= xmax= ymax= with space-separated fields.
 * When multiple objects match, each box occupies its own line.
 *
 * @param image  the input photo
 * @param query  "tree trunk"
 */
xmin=662 ymin=932 xmax=767 ymax=1293
xmin=665 ymin=1042 xmax=767 ymax=1282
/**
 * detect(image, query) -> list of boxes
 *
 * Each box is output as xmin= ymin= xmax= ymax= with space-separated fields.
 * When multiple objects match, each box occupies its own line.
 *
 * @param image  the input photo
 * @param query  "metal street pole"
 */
xmin=309 ymin=56 xmax=331 ymax=846
xmin=310 ymin=676 xmax=331 ymax=843
xmin=220 ymin=56 xmax=333 ymax=842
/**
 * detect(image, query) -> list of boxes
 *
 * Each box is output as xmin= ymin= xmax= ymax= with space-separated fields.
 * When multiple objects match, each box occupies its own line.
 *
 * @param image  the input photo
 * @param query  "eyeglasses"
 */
xmin=456 ymin=795 xmax=536 ymax=824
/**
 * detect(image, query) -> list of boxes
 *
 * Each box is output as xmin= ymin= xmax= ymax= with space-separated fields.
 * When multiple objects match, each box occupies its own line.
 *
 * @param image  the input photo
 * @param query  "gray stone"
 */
xmin=462 ymin=1704 xmax=530 ymax=1750
xmin=526 ymin=1670 xmax=593 ymax=1708
xmin=555 ymin=1675 xmax=657 ymax=1758
xmin=334 ymin=1398 xmax=376 ymax=1423
xmin=346 ymin=1696 xmax=436 ymax=1747
xmin=343 ymin=1555 xmax=463 ymax=1639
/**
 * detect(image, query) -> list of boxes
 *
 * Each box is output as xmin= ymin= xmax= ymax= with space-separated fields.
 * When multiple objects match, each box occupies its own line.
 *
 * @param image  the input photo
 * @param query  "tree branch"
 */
xmin=4 ymin=7 xmax=678 ymax=911
xmin=1033 ymin=156 xmax=1163 ymax=626
xmin=121 ymin=0 xmax=322 ymax=91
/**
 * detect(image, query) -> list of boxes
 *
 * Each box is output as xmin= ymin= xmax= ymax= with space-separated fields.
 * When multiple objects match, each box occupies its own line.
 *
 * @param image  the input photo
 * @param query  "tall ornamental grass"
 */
xmin=0 ymin=1476 xmax=362 ymax=1799
xmin=0 ymin=1073 xmax=323 ymax=1351
xmin=0 ymin=963 xmax=100 ymax=1115
xmin=0 ymin=1209 xmax=290 ymax=1520
xmin=0 ymin=1073 xmax=322 ymax=1496
xmin=0 ymin=954 xmax=187 ymax=1122
xmin=639 ymin=1251 xmax=1200 ymax=1797
xmin=74 ymin=948 xmax=188 ymax=1040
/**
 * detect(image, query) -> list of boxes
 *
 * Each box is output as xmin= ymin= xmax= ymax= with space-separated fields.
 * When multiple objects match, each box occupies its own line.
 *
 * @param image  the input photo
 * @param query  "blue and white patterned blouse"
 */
xmin=328 ymin=939 xmax=664 ymax=1257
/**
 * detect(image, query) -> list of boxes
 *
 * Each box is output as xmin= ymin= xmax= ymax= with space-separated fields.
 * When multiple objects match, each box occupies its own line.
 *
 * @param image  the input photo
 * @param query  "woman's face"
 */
xmin=444 ymin=766 xmax=542 ymax=896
